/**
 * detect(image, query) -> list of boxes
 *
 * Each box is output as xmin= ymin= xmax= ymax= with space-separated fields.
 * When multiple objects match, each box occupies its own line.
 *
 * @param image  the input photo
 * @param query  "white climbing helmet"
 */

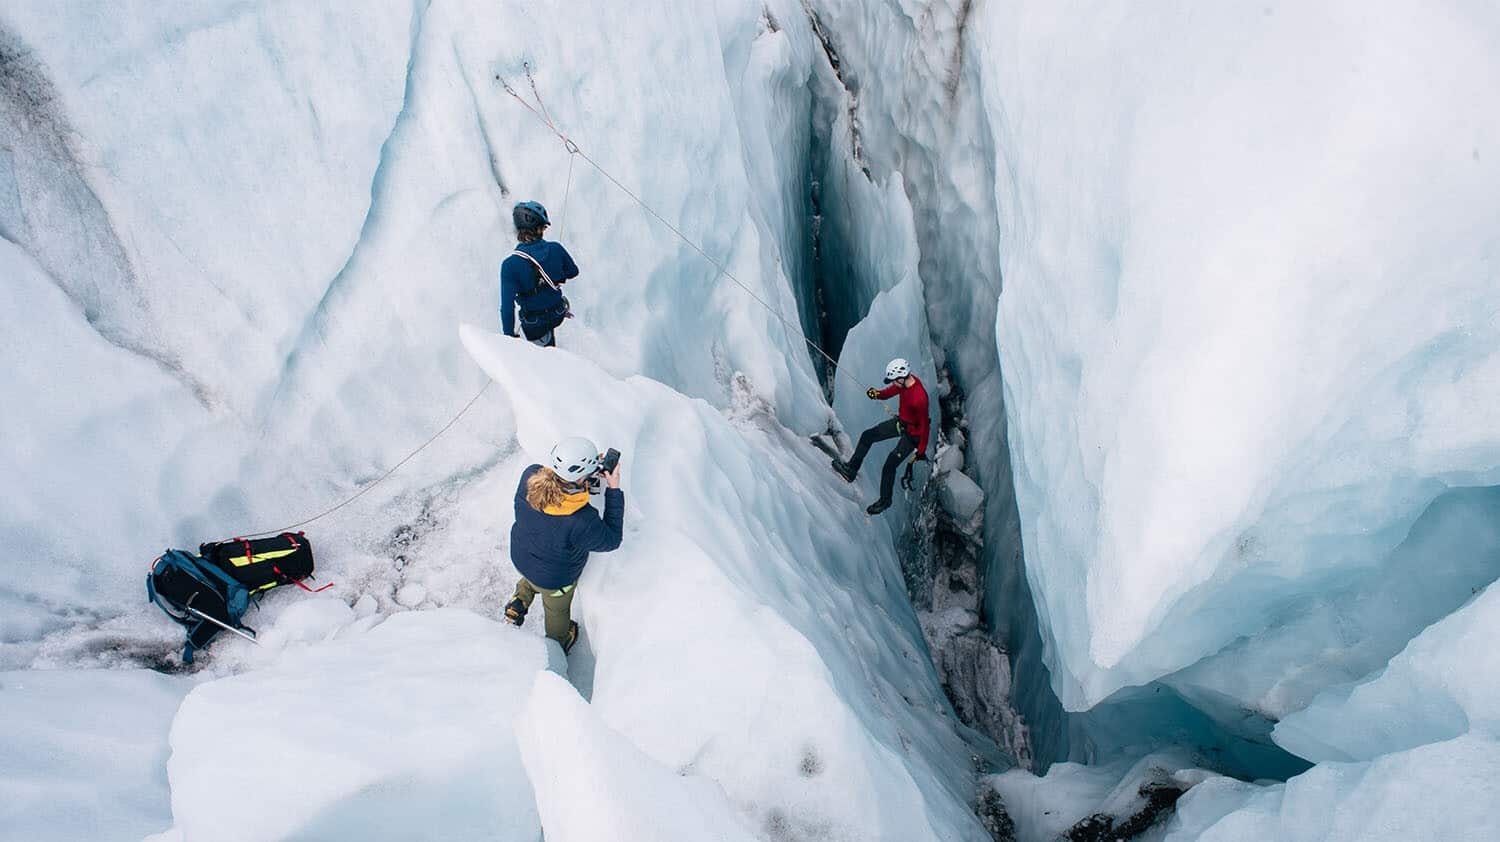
xmin=884 ymin=358 xmax=911 ymax=383
xmin=549 ymin=436 xmax=601 ymax=484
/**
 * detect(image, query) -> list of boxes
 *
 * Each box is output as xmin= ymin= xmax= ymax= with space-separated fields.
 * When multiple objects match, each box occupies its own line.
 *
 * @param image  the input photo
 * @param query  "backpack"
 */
xmin=147 ymin=532 xmax=329 ymax=662
xmin=147 ymin=549 xmax=254 ymax=663
xmin=198 ymin=532 xmax=324 ymax=593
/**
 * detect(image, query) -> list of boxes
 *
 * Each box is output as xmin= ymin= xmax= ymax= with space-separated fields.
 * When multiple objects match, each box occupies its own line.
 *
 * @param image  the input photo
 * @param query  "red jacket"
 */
xmin=875 ymin=376 xmax=930 ymax=455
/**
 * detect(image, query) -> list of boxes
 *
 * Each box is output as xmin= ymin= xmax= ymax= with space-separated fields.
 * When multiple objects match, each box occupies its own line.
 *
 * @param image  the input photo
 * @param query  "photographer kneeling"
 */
xmin=503 ymin=437 xmax=624 ymax=654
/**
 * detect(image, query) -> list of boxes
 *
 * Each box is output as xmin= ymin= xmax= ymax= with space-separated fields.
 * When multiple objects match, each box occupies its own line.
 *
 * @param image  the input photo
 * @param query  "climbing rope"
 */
xmin=497 ymin=69 xmax=887 ymax=406
xmin=238 ymin=381 xmax=492 ymax=538
xmin=558 ymin=145 xmax=576 ymax=238
xmin=235 ymin=63 xmax=907 ymax=541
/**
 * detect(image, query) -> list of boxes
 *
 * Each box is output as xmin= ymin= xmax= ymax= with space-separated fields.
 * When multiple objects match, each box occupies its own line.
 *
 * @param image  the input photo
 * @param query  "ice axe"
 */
xmin=184 ymin=604 xmax=261 ymax=647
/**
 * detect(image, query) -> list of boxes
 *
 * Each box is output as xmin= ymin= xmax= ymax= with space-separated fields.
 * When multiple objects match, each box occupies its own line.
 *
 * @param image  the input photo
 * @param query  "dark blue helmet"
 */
xmin=513 ymin=201 xmax=549 ymax=230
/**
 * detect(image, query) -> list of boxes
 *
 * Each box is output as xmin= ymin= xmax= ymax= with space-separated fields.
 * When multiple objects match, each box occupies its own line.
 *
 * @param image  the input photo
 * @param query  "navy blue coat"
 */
xmin=500 ymin=240 xmax=579 ymax=336
xmin=509 ymin=465 xmax=624 ymax=590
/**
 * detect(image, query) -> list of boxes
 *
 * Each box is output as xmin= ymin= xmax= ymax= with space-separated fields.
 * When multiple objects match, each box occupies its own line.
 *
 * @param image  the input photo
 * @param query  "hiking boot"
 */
xmin=504 ymin=597 xmax=527 ymax=627
xmin=866 ymin=498 xmax=891 ymax=516
xmin=562 ymin=621 xmax=580 ymax=655
xmin=831 ymin=458 xmax=857 ymax=482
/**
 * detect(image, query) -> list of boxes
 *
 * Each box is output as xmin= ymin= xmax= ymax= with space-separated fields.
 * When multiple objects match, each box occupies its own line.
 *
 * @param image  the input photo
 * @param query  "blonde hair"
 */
xmin=526 ymin=467 xmax=571 ymax=512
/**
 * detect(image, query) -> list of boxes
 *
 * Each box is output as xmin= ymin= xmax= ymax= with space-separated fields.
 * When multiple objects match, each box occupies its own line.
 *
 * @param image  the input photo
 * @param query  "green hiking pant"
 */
xmin=513 ymin=577 xmax=576 ymax=645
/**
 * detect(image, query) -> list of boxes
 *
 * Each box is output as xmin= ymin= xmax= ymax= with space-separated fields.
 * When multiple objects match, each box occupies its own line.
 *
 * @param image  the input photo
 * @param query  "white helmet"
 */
xmin=549 ymin=436 xmax=600 ymax=484
xmin=884 ymin=358 xmax=911 ymax=383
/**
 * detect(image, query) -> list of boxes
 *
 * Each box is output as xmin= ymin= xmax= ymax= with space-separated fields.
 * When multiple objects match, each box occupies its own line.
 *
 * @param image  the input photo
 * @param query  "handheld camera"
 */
xmin=586 ymin=448 xmax=621 ymax=493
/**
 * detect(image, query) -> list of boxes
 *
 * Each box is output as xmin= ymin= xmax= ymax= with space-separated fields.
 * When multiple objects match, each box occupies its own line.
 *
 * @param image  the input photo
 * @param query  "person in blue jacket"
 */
xmin=500 ymin=200 xmax=580 ymax=347
xmin=503 ymin=436 xmax=624 ymax=654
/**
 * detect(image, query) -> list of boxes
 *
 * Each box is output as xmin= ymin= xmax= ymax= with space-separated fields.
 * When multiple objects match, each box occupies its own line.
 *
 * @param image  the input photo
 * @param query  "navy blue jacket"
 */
xmin=509 ymin=465 xmax=624 ymax=590
xmin=500 ymin=240 xmax=579 ymax=336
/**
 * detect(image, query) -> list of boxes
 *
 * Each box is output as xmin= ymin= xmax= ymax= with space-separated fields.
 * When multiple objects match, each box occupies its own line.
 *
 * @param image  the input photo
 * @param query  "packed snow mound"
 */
xmin=1164 ymin=734 xmax=1500 ymax=841
xmin=155 ymin=607 xmax=553 ymax=842
xmin=1273 ymin=581 xmax=1500 ymax=764
xmin=463 ymin=330 xmax=993 ymax=840
xmin=978 ymin=0 xmax=1500 ymax=712
xmin=986 ymin=750 xmax=1210 ymax=842
xmin=519 ymin=672 xmax=760 ymax=842
xmin=0 ymin=669 xmax=190 ymax=842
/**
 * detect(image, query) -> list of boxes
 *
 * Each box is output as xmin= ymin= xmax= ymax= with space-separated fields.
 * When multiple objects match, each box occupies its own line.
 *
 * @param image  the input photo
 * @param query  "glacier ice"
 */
xmin=975 ymin=0 xmax=1500 ymax=724
xmin=2 ymin=0 xmax=851 ymax=670
xmin=1273 ymin=579 xmax=1500 ymax=764
xmin=0 ymin=668 xmax=189 ymax=842
xmin=6 ymin=0 xmax=1500 ymax=837
xmin=462 ymin=330 xmax=994 ymax=839
xmin=519 ymin=671 xmax=760 ymax=842
xmin=801 ymin=0 xmax=1065 ymax=762
xmin=1153 ymin=580 xmax=1500 ymax=838
xmin=4 ymin=0 xmax=1012 ymax=835
xmin=1164 ymin=735 xmax=1500 ymax=841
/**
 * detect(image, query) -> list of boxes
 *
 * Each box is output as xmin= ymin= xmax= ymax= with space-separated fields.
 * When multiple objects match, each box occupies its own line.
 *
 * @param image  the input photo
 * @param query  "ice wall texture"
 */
xmin=977 ymin=0 xmax=1500 ymax=724
xmin=804 ymin=0 xmax=1063 ymax=760
xmin=1159 ymin=580 xmax=1500 ymax=838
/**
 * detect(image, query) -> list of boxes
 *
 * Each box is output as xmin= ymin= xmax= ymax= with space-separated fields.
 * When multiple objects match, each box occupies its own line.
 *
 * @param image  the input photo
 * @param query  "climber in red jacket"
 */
xmin=831 ymin=357 xmax=930 ymax=515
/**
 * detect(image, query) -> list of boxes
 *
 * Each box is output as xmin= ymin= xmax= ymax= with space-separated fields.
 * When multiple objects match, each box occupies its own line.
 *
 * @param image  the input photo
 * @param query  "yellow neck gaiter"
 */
xmin=543 ymin=489 xmax=590 ymax=516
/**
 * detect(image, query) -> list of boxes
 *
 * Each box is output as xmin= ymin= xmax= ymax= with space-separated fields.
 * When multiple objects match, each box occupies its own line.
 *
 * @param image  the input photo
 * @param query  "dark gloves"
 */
xmin=866 ymin=387 xmax=880 ymax=399
xmin=900 ymin=455 xmax=925 ymax=491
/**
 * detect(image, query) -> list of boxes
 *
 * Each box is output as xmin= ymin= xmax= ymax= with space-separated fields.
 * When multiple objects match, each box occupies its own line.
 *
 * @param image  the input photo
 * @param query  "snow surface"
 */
xmin=519 ymin=671 xmax=760 ymax=842
xmin=152 ymin=606 xmax=550 ymax=842
xmin=0 ymin=669 xmax=189 ymax=842
xmin=988 ymin=750 xmax=1211 ymax=842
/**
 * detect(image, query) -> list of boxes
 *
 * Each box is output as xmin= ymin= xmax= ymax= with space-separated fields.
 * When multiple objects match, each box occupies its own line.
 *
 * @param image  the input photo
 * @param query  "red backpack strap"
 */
xmin=271 ymin=565 xmax=334 ymax=593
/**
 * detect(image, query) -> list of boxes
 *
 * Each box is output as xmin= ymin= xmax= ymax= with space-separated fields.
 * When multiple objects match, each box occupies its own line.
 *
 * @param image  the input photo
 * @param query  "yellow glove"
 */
xmin=866 ymin=387 xmax=880 ymax=399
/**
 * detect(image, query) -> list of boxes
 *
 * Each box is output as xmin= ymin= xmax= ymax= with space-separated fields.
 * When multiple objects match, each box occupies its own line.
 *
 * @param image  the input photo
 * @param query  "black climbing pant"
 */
xmin=846 ymin=417 xmax=917 ymax=503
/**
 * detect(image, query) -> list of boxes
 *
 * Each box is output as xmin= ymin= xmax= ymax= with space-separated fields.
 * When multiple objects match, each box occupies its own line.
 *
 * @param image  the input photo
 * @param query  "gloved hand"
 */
xmin=900 ymin=456 xmax=921 ymax=490
xmin=866 ymin=387 xmax=880 ymax=399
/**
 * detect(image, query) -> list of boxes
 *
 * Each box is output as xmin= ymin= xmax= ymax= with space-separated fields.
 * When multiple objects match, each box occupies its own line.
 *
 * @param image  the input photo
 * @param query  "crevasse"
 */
xmin=4 ymin=1 xmax=1500 ymax=840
